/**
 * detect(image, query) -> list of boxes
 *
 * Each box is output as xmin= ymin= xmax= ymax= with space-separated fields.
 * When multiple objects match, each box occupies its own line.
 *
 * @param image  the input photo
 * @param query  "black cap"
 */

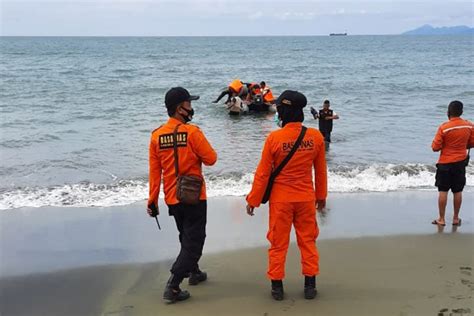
xmin=276 ymin=90 xmax=307 ymax=108
xmin=165 ymin=87 xmax=200 ymax=108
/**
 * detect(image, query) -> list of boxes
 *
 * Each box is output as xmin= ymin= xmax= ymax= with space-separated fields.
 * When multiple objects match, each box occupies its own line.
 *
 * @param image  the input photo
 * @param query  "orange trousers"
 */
xmin=267 ymin=201 xmax=319 ymax=280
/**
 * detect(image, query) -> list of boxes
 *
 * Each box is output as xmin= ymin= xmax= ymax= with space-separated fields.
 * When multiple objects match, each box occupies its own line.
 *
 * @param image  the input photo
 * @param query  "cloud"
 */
xmin=248 ymin=11 xmax=264 ymax=20
xmin=333 ymin=8 xmax=345 ymax=15
xmin=1 ymin=0 xmax=472 ymax=36
xmin=273 ymin=11 xmax=316 ymax=20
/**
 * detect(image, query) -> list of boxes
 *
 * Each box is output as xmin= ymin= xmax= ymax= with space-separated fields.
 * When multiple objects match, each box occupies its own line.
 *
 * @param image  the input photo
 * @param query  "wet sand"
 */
xmin=1 ymin=192 xmax=473 ymax=315
xmin=1 ymin=234 xmax=473 ymax=316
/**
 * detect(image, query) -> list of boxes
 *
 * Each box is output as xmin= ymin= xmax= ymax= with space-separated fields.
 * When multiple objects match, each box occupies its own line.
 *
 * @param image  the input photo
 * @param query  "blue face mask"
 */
xmin=274 ymin=112 xmax=282 ymax=127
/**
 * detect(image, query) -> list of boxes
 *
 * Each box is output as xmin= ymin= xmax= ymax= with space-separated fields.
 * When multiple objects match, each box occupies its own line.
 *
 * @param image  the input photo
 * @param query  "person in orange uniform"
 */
xmin=431 ymin=100 xmax=473 ymax=226
xmin=260 ymin=81 xmax=275 ymax=104
xmin=148 ymin=87 xmax=217 ymax=303
xmin=246 ymin=90 xmax=327 ymax=301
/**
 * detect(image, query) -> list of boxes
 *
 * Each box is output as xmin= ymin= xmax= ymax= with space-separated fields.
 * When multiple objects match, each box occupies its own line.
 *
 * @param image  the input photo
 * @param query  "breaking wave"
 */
xmin=1 ymin=164 xmax=472 ymax=210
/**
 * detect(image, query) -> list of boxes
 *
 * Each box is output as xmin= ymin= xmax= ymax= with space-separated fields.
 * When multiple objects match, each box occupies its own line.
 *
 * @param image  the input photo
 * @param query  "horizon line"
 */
xmin=0 ymin=34 xmax=423 ymax=37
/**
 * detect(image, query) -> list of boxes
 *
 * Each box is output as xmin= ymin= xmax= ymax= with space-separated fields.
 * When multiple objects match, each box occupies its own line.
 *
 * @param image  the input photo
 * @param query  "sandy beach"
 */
xmin=1 ymin=192 xmax=473 ymax=316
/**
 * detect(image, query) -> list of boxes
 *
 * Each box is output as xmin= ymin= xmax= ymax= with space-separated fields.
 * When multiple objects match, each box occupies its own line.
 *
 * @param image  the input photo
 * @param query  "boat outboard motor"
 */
xmin=253 ymin=93 xmax=263 ymax=106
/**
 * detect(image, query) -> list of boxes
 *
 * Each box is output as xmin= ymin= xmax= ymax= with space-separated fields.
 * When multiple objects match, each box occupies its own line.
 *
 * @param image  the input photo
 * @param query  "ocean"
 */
xmin=1 ymin=35 xmax=473 ymax=210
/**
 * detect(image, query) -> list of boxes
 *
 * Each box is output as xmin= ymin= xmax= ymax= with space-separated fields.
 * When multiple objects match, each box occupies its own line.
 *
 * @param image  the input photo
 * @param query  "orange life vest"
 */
xmin=263 ymin=86 xmax=274 ymax=103
xmin=229 ymin=79 xmax=243 ymax=94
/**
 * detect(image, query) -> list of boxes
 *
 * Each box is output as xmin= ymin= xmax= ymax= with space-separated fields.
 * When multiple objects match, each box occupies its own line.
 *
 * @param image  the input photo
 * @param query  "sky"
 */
xmin=0 ymin=0 xmax=473 ymax=36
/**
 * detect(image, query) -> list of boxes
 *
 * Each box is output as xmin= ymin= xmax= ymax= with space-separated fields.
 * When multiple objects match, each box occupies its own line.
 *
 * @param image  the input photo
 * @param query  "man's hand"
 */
xmin=246 ymin=204 xmax=255 ymax=216
xmin=147 ymin=202 xmax=159 ymax=217
xmin=316 ymin=199 xmax=326 ymax=211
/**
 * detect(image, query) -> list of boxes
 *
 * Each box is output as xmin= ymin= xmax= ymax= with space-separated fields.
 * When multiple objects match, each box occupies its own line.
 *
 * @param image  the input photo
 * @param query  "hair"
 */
xmin=323 ymin=99 xmax=330 ymax=105
xmin=448 ymin=100 xmax=463 ymax=117
xmin=260 ymin=81 xmax=266 ymax=86
xmin=167 ymin=102 xmax=182 ymax=117
xmin=277 ymin=105 xmax=304 ymax=127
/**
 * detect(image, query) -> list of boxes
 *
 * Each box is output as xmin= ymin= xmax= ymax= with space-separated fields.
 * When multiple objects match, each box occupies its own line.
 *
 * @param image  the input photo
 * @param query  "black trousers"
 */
xmin=320 ymin=130 xmax=331 ymax=142
xmin=168 ymin=200 xmax=207 ymax=280
xmin=215 ymin=90 xmax=231 ymax=103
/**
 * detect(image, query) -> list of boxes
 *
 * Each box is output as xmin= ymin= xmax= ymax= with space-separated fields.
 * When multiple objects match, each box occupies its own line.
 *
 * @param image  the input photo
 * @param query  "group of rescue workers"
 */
xmin=213 ymin=79 xmax=276 ymax=115
xmin=147 ymin=86 xmax=473 ymax=304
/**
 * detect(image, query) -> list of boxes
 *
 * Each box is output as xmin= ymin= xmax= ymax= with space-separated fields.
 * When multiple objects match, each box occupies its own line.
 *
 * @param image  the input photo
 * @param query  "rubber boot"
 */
xmin=163 ymin=274 xmax=190 ymax=303
xmin=304 ymin=276 xmax=317 ymax=299
xmin=271 ymin=280 xmax=284 ymax=301
xmin=189 ymin=269 xmax=207 ymax=285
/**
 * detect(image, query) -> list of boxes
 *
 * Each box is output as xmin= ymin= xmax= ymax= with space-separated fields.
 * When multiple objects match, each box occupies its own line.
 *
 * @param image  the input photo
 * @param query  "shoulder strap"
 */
xmin=173 ymin=124 xmax=181 ymax=177
xmin=261 ymin=126 xmax=307 ymax=204
xmin=271 ymin=126 xmax=307 ymax=178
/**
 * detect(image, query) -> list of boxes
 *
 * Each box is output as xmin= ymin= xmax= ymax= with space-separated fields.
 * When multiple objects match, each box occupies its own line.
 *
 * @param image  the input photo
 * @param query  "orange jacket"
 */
xmin=247 ymin=122 xmax=327 ymax=208
xmin=432 ymin=117 xmax=474 ymax=164
xmin=148 ymin=118 xmax=217 ymax=206
xmin=262 ymin=86 xmax=274 ymax=103
xmin=229 ymin=79 xmax=243 ymax=94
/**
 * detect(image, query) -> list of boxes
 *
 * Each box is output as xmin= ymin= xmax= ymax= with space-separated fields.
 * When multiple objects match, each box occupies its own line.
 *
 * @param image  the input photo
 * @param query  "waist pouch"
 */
xmin=176 ymin=175 xmax=203 ymax=205
xmin=173 ymin=124 xmax=203 ymax=205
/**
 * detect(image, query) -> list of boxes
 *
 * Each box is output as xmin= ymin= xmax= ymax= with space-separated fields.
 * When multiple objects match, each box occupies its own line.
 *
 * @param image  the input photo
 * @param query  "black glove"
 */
xmin=310 ymin=107 xmax=318 ymax=119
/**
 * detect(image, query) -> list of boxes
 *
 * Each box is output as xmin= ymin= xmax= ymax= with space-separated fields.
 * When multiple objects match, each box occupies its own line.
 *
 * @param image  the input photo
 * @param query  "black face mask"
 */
xmin=181 ymin=107 xmax=194 ymax=123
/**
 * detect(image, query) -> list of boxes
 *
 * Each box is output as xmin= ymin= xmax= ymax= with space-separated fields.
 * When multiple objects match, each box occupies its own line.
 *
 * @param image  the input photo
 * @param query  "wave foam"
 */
xmin=0 ymin=164 xmax=472 ymax=210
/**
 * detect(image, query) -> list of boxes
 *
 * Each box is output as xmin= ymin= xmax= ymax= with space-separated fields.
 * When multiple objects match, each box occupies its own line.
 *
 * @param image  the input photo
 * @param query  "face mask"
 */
xmin=181 ymin=107 xmax=194 ymax=123
xmin=274 ymin=112 xmax=282 ymax=128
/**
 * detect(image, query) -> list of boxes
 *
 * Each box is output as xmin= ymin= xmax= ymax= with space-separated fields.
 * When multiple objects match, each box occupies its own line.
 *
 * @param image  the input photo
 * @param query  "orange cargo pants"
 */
xmin=267 ymin=201 xmax=319 ymax=280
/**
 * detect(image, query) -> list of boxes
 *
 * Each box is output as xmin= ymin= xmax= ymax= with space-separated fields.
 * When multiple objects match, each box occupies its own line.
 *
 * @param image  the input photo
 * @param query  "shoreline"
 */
xmin=1 ymin=191 xmax=473 ymax=315
xmin=1 ymin=234 xmax=473 ymax=316
xmin=1 ymin=191 xmax=473 ymax=277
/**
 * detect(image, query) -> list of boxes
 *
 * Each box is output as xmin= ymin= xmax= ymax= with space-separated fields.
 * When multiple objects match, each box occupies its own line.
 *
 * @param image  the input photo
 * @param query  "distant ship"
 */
xmin=329 ymin=33 xmax=347 ymax=36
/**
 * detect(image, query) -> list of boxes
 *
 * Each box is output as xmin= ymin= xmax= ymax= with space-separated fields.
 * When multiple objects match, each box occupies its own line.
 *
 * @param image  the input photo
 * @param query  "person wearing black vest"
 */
xmin=312 ymin=100 xmax=339 ymax=143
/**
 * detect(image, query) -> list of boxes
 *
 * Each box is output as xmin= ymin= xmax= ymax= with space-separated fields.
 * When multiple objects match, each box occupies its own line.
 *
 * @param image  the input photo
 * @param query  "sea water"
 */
xmin=1 ymin=35 xmax=473 ymax=210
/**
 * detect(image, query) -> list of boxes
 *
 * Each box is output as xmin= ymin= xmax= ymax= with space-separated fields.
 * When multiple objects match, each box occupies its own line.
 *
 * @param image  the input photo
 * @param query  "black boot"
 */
xmin=304 ymin=276 xmax=317 ymax=299
xmin=189 ymin=269 xmax=207 ymax=285
xmin=163 ymin=274 xmax=190 ymax=303
xmin=271 ymin=280 xmax=284 ymax=301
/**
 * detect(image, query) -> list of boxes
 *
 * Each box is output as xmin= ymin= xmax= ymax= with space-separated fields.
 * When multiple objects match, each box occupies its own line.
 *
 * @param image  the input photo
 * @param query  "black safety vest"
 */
xmin=318 ymin=109 xmax=333 ymax=132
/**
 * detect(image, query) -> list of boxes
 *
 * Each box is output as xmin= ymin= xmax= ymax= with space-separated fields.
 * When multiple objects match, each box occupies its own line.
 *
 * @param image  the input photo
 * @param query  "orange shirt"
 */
xmin=247 ymin=122 xmax=327 ymax=208
xmin=432 ymin=117 xmax=474 ymax=164
xmin=148 ymin=118 xmax=217 ymax=206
